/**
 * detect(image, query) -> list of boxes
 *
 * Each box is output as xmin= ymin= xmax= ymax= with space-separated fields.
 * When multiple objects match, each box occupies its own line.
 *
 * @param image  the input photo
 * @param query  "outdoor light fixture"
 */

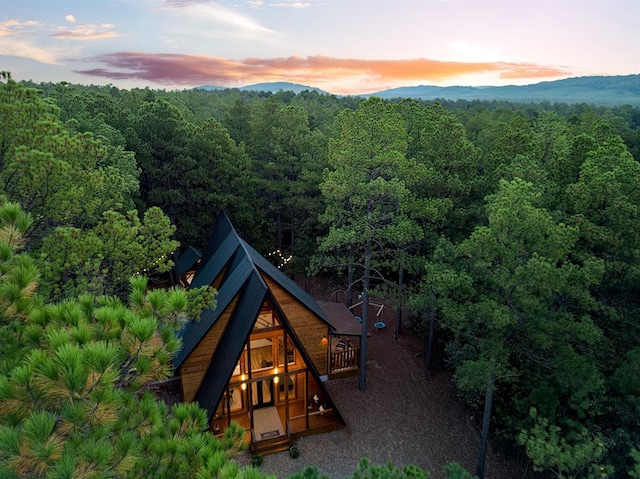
xmin=273 ymin=367 xmax=280 ymax=384
xmin=240 ymin=374 xmax=247 ymax=390
xmin=321 ymin=335 xmax=328 ymax=345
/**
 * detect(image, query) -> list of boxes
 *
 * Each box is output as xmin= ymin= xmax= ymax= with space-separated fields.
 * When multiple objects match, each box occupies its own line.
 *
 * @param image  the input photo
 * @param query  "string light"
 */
xmin=267 ymin=249 xmax=293 ymax=269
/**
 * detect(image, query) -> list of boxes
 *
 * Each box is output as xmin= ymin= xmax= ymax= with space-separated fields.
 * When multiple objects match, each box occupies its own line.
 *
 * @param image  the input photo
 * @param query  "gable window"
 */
xmin=254 ymin=303 xmax=277 ymax=329
xmin=250 ymin=337 xmax=274 ymax=372
xmin=277 ymin=336 xmax=295 ymax=367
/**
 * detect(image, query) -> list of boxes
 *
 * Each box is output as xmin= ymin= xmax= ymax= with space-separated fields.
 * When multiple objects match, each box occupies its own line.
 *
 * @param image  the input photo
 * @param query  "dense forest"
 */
xmin=1 ymin=71 xmax=639 ymax=478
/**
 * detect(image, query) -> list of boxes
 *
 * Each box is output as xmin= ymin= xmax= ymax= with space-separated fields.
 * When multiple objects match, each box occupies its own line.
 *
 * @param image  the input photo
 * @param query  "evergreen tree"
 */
xmin=420 ymin=178 xmax=604 ymax=478
xmin=314 ymin=97 xmax=423 ymax=391
xmin=0 ymin=202 xmax=258 ymax=478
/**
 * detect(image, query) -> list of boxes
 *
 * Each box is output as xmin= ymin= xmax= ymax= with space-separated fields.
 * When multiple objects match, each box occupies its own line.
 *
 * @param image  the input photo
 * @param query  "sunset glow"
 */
xmin=1 ymin=0 xmax=638 ymax=93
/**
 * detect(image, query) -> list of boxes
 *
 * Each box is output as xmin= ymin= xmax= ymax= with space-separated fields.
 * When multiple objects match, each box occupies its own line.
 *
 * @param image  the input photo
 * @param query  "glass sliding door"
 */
xmin=251 ymin=379 xmax=274 ymax=408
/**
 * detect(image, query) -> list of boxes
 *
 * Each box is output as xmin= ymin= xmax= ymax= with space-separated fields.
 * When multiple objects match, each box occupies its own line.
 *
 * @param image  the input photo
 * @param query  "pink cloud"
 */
xmin=0 ymin=19 xmax=42 ymax=37
xmin=74 ymin=52 xmax=570 ymax=90
xmin=52 ymin=23 xmax=120 ymax=40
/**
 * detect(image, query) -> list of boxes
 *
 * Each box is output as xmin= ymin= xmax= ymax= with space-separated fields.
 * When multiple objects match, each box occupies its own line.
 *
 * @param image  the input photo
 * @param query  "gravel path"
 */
xmin=237 ymin=326 xmax=519 ymax=479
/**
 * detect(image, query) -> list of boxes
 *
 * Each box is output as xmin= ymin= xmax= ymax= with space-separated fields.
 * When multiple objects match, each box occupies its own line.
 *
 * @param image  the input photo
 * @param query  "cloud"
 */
xmin=0 ymin=17 xmax=116 ymax=65
xmin=52 ymin=23 xmax=120 ymax=40
xmin=2 ymin=18 xmax=118 ymax=42
xmin=0 ymin=19 xmax=42 ymax=37
xmin=0 ymin=20 xmax=60 ymax=63
xmin=0 ymin=38 xmax=60 ymax=64
xmin=74 ymin=52 xmax=571 ymax=92
xmin=271 ymin=2 xmax=312 ymax=7
xmin=161 ymin=0 xmax=276 ymax=35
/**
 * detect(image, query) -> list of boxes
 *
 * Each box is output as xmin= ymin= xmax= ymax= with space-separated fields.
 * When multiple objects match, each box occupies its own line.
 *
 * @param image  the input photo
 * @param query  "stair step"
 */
xmin=252 ymin=435 xmax=293 ymax=455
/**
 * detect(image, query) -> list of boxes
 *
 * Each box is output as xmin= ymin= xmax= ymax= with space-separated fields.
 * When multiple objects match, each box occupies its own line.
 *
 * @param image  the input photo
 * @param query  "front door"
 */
xmin=252 ymin=379 xmax=274 ymax=408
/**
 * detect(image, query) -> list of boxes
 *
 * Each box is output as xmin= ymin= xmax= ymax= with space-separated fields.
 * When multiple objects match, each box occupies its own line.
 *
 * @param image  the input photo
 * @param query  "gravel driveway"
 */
xmin=237 ymin=326 xmax=519 ymax=479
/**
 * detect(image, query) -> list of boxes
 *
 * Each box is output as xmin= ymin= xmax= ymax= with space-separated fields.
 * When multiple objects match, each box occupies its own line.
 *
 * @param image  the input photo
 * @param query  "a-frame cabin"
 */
xmin=173 ymin=213 xmax=359 ymax=454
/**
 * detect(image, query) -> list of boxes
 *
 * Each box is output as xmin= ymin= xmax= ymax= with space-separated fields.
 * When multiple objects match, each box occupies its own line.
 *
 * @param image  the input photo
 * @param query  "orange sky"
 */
xmin=1 ymin=0 xmax=638 ymax=93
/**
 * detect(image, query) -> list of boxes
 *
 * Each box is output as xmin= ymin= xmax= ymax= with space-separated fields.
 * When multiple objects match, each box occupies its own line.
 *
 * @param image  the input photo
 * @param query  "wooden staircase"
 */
xmin=251 ymin=433 xmax=293 ymax=455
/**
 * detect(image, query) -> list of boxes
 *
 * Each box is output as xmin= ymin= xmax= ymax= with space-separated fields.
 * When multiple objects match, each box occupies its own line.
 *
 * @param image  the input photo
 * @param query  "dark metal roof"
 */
xmin=173 ymin=253 xmax=255 ymax=368
xmin=194 ymin=273 xmax=268 ymax=416
xmin=174 ymin=212 xmax=338 ymax=422
xmin=189 ymin=232 xmax=239 ymax=289
xmin=174 ymin=246 xmax=202 ymax=278
xmin=202 ymin=210 xmax=235 ymax=257
xmin=242 ymin=239 xmax=333 ymax=327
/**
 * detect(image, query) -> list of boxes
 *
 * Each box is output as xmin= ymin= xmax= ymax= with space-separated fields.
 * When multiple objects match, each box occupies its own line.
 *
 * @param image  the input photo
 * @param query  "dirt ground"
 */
xmin=242 ymin=312 xmax=522 ymax=479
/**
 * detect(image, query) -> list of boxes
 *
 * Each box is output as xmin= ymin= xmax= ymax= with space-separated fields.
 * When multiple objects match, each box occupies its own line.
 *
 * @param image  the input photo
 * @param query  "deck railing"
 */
xmin=330 ymin=348 xmax=360 ymax=372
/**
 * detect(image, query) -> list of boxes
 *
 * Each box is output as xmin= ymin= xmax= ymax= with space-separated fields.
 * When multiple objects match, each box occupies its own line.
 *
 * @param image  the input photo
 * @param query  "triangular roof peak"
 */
xmin=172 ymin=212 xmax=343 ymax=421
xmin=173 ymin=212 xmax=332 ymax=368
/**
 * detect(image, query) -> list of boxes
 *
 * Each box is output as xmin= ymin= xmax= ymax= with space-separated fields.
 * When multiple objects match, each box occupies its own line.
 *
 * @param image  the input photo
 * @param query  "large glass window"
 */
xmin=277 ymin=335 xmax=295 ymax=367
xmin=278 ymin=373 xmax=297 ymax=401
xmin=227 ymin=384 xmax=244 ymax=412
xmin=254 ymin=304 xmax=276 ymax=329
xmin=250 ymin=337 xmax=274 ymax=372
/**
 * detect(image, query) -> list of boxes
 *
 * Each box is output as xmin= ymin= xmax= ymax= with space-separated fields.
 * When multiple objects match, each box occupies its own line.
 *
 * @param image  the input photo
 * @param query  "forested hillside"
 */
xmin=1 ymin=72 xmax=639 ymax=478
xmin=198 ymin=75 xmax=640 ymax=107
xmin=371 ymin=75 xmax=640 ymax=106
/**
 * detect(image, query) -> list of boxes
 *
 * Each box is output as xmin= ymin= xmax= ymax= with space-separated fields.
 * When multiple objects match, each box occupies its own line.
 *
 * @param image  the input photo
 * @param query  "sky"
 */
xmin=1 ymin=0 xmax=639 ymax=95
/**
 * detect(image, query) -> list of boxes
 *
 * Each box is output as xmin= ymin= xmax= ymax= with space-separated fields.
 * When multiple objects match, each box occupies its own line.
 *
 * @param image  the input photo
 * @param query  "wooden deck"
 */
xmin=330 ymin=349 xmax=360 ymax=372
xmin=214 ymin=399 xmax=344 ymax=454
xmin=329 ymin=348 xmax=360 ymax=379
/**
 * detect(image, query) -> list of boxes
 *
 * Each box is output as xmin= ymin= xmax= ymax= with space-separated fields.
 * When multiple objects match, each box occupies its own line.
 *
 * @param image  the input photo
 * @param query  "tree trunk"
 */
xmin=290 ymin=214 xmax=295 ymax=252
xmin=289 ymin=215 xmax=295 ymax=279
xmin=425 ymin=305 xmax=435 ymax=370
xmin=347 ymin=251 xmax=354 ymax=307
xmin=275 ymin=212 xmax=282 ymax=251
xmin=476 ymin=365 xmax=496 ymax=479
xmin=395 ymin=266 xmax=404 ymax=337
xmin=359 ymin=240 xmax=371 ymax=392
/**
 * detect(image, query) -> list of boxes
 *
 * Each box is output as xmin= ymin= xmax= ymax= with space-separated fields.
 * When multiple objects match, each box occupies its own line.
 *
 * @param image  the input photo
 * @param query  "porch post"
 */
xmin=305 ymin=370 xmax=310 ymax=429
xmin=247 ymin=341 xmax=254 ymax=442
xmin=284 ymin=333 xmax=290 ymax=434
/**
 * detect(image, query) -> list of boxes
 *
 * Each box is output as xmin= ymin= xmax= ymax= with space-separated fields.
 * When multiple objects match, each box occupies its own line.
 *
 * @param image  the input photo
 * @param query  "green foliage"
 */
xmin=287 ymin=465 xmax=330 ymax=479
xmin=131 ymin=401 xmax=247 ymax=479
xmin=0 ymin=80 xmax=134 ymax=246
xmin=611 ymin=348 xmax=640 ymax=396
xmin=420 ymin=178 xmax=606 ymax=476
xmin=288 ymin=444 xmax=300 ymax=459
xmin=0 ymin=199 xmax=40 ymax=374
xmin=179 ymin=118 xmax=262 ymax=249
xmin=246 ymin=97 xmax=328 ymax=267
xmin=315 ymin=97 xmax=425 ymax=389
xmin=37 ymin=207 xmax=179 ymax=300
xmin=442 ymin=463 xmax=476 ymax=479
xmin=0 ymin=78 xmax=170 ymax=311
xmin=0 ymin=200 xmax=262 ymax=478
xmin=518 ymin=409 xmax=607 ymax=478
xmin=0 ymin=75 xmax=59 ymax=168
xmin=315 ymin=97 xmax=424 ymax=276
xmin=629 ymin=449 xmax=640 ymax=479
xmin=348 ymin=457 xmax=430 ymax=479
xmin=404 ymin=100 xmax=483 ymax=242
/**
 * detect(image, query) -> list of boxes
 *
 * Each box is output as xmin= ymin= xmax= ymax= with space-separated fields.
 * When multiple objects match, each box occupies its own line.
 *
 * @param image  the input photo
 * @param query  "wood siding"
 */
xmin=262 ymin=276 xmax=329 ymax=376
xmin=178 ymin=295 xmax=240 ymax=402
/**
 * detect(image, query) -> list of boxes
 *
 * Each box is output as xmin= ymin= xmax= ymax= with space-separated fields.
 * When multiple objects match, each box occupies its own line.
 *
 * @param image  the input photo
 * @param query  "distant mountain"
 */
xmin=195 ymin=75 xmax=639 ymax=106
xmin=369 ymin=75 xmax=640 ymax=106
xmin=240 ymin=81 xmax=329 ymax=95
xmin=196 ymin=81 xmax=328 ymax=95
xmin=195 ymin=85 xmax=227 ymax=91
